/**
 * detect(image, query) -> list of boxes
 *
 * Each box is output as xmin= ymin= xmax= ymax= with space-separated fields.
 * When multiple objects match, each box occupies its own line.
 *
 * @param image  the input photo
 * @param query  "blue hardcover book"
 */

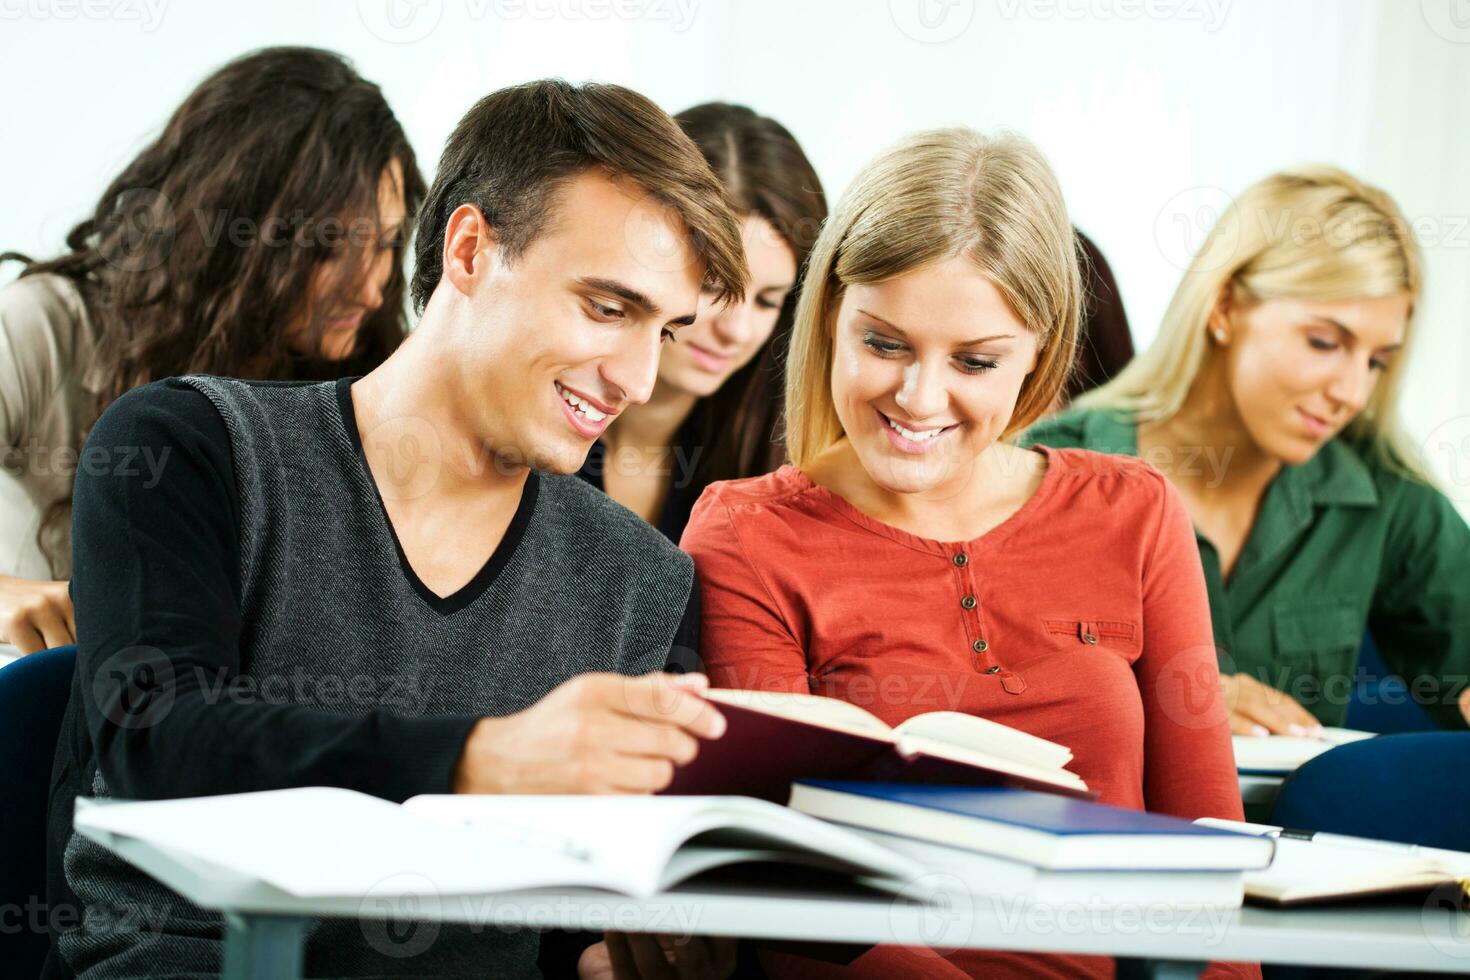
xmin=790 ymin=781 xmax=1276 ymax=871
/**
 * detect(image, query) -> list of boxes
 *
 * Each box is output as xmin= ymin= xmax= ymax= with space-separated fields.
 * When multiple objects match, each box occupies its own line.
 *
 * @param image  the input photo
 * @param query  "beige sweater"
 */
xmin=0 ymin=272 xmax=101 ymax=585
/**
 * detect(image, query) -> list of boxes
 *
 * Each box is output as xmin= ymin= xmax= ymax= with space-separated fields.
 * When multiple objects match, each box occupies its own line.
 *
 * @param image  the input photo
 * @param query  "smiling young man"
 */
xmin=45 ymin=80 xmax=747 ymax=980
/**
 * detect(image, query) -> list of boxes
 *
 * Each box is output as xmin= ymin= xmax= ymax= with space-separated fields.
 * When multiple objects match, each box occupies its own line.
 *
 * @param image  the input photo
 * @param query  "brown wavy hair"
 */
xmin=672 ymin=102 xmax=827 ymax=518
xmin=1 ymin=46 xmax=427 ymax=573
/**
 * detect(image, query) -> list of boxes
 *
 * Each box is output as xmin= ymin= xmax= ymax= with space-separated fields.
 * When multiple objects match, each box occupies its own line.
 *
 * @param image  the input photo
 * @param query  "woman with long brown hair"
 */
xmin=578 ymin=102 xmax=827 ymax=540
xmin=0 ymin=46 xmax=426 ymax=658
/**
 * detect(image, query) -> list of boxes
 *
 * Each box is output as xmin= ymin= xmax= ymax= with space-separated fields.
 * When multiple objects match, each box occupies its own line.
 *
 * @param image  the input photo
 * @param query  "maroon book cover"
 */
xmin=662 ymin=698 xmax=1093 ymax=803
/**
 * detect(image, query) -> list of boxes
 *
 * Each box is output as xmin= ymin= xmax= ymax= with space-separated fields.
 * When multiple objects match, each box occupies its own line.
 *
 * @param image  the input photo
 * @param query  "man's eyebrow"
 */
xmin=577 ymin=277 xmax=660 ymax=318
xmin=858 ymin=308 xmax=1016 ymax=346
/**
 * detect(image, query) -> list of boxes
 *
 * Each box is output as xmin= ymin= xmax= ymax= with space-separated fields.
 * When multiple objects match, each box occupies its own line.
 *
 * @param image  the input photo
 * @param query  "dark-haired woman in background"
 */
xmin=578 ymin=102 xmax=827 ymax=541
xmin=0 ymin=46 xmax=426 ymax=658
xmin=1064 ymin=230 xmax=1135 ymax=404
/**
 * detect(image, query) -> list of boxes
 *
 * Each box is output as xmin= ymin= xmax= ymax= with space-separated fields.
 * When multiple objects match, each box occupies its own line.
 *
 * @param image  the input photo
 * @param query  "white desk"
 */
xmin=92 ymin=825 xmax=1470 ymax=980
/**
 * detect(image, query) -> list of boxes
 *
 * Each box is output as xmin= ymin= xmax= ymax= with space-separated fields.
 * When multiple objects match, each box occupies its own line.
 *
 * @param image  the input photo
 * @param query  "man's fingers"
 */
xmin=606 ymin=755 xmax=678 ymax=794
xmin=606 ymin=717 xmax=701 ymax=766
xmin=611 ymin=674 xmax=726 ymax=740
xmin=578 ymin=940 xmax=616 ymax=980
xmin=623 ymin=932 xmax=679 ymax=980
xmin=666 ymin=935 xmax=716 ymax=980
xmin=604 ymin=932 xmax=639 ymax=979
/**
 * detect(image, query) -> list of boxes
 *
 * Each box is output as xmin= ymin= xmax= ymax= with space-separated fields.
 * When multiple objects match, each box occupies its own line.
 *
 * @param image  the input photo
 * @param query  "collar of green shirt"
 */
xmin=1074 ymin=408 xmax=1380 ymax=575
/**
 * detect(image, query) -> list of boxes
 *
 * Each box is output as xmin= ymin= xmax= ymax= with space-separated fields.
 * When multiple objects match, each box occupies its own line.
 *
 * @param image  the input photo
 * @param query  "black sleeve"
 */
xmin=71 ymin=380 xmax=477 ymax=803
xmin=663 ymin=568 xmax=702 ymax=674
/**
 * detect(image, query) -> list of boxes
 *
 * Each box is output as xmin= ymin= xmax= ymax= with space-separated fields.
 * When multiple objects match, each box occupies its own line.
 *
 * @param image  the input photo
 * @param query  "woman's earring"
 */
xmin=1213 ymin=329 xmax=1228 ymax=344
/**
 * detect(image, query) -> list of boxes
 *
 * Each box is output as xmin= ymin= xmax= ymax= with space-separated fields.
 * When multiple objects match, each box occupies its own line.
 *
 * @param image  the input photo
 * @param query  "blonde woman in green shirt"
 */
xmin=1024 ymin=166 xmax=1470 ymax=735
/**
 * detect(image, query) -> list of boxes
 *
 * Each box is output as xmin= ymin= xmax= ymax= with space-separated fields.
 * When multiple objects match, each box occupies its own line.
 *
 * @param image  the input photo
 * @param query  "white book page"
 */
xmin=891 ymin=711 xmax=1073 ymax=770
xmin=705 ymin=688 xmax=895 ymax=740
xmin=74 ymin=788 xmax=607 ymax=898
xmin=889 ymin=735 xmax=1088 ymax=792
xmin=1244 ymin=838 xmax=1446 ymax=901
xmin=404 ymin=794 xmax=923 ymax=893
xmin=403 ymin=795 xmax=706 ymax=895
xmin=1231 ymin=728 xmax=1375 ymax=772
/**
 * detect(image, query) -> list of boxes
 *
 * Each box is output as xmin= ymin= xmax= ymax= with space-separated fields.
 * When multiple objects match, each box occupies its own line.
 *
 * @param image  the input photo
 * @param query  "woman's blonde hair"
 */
xmin=783 ymin=128 xmax=1082 ymax=468
xmin=1076 ymin=165 xmax=1427 ymax=480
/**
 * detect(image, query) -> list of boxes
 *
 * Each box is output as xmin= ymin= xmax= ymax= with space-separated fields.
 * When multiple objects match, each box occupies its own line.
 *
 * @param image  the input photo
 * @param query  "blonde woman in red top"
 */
xmin=680 ymin=129 xmax=1254 ymax=980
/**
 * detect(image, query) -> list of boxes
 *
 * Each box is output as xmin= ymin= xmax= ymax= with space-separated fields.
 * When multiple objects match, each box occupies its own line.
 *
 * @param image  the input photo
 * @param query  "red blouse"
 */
xmin=681 ymin=448 xmax=1253 ymax=980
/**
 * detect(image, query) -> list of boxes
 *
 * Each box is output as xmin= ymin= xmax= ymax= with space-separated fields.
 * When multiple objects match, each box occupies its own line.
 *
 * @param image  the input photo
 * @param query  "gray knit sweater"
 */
xmin=49 ymin=376 xmax=695 ymax=979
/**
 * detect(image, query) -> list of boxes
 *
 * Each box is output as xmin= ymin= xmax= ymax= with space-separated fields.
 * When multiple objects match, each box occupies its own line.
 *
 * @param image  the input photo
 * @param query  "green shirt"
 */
xmin=1021 ymin=409 xmax=1470 ymax=729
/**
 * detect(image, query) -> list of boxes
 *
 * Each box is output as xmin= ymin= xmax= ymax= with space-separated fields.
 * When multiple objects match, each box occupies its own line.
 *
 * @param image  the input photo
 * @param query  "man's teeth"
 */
xmin=556 ymin=383 xmax=608 ymax=423
xmin=886 ymin=416 xmax=946 ymax=442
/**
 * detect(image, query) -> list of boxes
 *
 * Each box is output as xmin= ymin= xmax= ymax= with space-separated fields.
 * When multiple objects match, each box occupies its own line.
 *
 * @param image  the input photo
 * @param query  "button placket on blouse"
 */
xmin=953 ymin=548 xmax=1026 ymax=693
xmin=953 ymin=549 xmax=992 ymax=671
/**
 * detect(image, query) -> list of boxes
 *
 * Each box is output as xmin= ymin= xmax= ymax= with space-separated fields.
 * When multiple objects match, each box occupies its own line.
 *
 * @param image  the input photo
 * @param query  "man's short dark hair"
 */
xmin=411 ymin=79 xmax=747 ymax=311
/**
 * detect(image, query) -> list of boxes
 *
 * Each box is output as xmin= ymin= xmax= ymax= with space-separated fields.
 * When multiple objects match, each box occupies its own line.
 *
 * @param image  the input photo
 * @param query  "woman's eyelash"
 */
xmin=863 ymin=333 xmax=999 ymax=373
xmin=861 ymin=333 xmax=905 ymax=356
xmin=1309 ymin=334 xmax=1390 ymax=370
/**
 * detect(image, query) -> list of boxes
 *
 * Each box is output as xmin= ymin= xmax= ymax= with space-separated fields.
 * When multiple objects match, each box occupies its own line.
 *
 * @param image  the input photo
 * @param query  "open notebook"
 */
xmin=1197 ymin=819 xmax=1470 ymax=906
xmin=664 ymin=689 xmax=1089 ymax=802
xmin=74 ymin=787 xmax=924 ymax=900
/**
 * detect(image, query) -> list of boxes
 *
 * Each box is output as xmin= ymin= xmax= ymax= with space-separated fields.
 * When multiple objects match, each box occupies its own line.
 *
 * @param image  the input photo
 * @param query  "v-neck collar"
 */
xmin=336 ymin=377 xmax=540 ymax=615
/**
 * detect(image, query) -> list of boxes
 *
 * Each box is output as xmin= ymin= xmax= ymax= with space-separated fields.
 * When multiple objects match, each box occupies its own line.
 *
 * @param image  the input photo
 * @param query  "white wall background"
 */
xmin=3 ymin=0 xmax=1469 ymax=493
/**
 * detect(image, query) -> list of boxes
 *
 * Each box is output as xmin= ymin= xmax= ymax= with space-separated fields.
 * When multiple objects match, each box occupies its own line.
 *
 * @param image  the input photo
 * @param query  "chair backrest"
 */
xmin=1269 ymin=731 xmax=1470 ymax=852
xmin=0 ymin=646 xmax=77 ymax=979
xmin=1344 ymin=631 xmax=1437 ymax=734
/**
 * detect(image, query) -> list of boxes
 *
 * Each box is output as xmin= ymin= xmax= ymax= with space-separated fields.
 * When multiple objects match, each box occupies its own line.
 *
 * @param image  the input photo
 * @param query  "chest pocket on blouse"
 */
xmin=1270 ymin=598 xmax=1364 ymax=688
xmin=1040 ymin=617 xmax=1139 ymax=657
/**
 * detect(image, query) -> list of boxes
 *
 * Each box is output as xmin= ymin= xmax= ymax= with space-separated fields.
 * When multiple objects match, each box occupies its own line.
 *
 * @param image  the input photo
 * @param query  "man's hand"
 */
xmin=453 ymin=671 xmax=726 ymax=795
xmin=579 ymin=933 xmax=737 ymax=980
xmin=1221 ymin=672 xmax=1323 ymax=737
xmin=0 ymin=575 xmax=75 ymax=655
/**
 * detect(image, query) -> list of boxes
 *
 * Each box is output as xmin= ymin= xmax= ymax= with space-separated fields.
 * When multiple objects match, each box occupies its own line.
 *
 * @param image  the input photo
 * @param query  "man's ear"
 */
xmin=441 ymin=204 xmax=498 ymax=298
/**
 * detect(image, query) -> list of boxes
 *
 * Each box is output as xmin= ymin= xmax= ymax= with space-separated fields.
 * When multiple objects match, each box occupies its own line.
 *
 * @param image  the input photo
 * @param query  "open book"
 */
xmin=664 ymin=688 xmax=1089 ymax=802
xmin=74 ymin=787 xmax=923 ymax=901
xmin=1197 ymin=819 xmax=1470 ymax=907
xmin=1231 ymin=727 xmax=1375 ymax=775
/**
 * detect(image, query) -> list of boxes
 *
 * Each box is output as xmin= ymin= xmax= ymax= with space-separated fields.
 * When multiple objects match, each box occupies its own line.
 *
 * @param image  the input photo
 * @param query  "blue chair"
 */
xmin=1262 ymin=732 xmax=1470 ymax=980
xmin=0 ymin=646 xmax=77 ymax=979
xmin=1269 ymin=731 xmax=1470 ymax=851
xmin=1344 ymin=632 xmax=1438 ymax=734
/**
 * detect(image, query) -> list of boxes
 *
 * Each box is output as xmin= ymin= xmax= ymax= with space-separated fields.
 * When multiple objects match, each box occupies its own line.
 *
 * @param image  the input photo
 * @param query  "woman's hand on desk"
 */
xmin=0 ymin=574 xmax=75 ymax=655
xmin=452 ymin=671 xmax=726 ymax=795
xmin=579 ymin=932 xmax=737 ymax=980
xmin=1221 ymin=672 xmax=1324 ymax=737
